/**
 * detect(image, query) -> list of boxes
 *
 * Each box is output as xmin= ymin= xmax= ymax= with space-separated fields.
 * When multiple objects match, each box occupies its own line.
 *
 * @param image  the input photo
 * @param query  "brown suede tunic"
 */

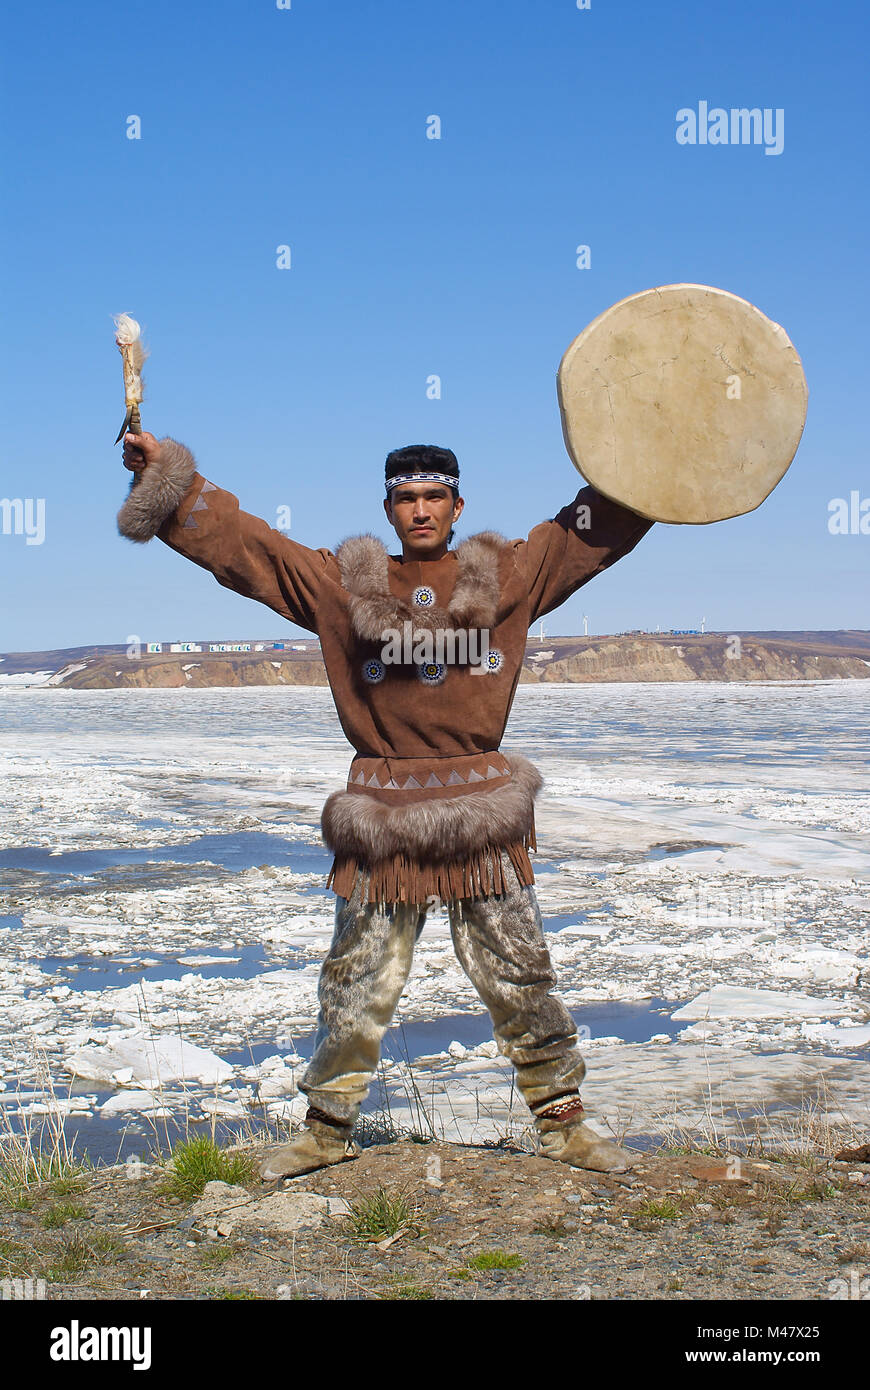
xmin=155 ymin=467 xmax=653 ymax=902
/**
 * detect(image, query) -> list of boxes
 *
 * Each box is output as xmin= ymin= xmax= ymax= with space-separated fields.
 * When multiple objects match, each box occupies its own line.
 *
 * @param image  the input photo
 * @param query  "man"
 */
xmin=117 ymin=431 xmax=654 ymax=1177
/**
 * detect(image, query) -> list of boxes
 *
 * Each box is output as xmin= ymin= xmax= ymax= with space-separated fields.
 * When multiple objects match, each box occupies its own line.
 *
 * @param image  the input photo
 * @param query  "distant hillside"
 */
xmin=522 ymin=631 xmax=870 ymax=683
xmin=2 ymin=632 xmax=869 ymax=689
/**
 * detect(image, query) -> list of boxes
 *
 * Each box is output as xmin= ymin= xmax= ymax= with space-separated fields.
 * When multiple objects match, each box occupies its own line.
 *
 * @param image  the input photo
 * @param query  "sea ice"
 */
xmin=672 ymin=985 xmax=853 ymax=1021
xmin=64 ymin=1032 xmax=233 ymax=1086
xmin=800 ymin=1022 xmax=870 ymax=1049
xmin=2 ymin=682 xmax=868 ymax=1151
xmin=98 ymin=1090 xmax=164 ymax=1115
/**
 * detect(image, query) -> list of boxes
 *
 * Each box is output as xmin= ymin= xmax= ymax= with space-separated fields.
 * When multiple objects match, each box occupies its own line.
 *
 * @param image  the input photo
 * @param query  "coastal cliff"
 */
xmin=3 ymin=632 xmax=869 ymax=689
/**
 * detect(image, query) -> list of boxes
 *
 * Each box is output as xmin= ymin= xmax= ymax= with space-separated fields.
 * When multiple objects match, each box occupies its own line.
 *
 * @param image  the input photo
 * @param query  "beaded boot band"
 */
xmin=532 ymin=1094 xmax=585 ymax=1124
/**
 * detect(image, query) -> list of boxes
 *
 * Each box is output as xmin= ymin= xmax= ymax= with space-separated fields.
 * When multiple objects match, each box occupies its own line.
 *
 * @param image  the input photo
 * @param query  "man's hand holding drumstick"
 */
xmin=122 ymin=430 xmax=163 ymax=476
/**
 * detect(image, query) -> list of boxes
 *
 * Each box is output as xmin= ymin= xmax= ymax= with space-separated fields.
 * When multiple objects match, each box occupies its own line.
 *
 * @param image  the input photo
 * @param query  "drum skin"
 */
xmin=557 ymin=284 xmax=808 ymax=524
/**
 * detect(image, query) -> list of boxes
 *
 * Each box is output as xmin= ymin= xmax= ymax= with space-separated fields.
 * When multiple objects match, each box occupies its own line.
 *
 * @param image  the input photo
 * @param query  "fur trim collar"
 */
xmin=334 ymin=530 xmax=509 ymax=639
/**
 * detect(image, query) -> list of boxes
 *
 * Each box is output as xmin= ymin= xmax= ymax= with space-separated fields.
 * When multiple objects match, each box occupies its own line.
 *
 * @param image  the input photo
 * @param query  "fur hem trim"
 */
xmin=321 ymin=751 xmax=542 ymax=862
xmin=334 ymin=530 xmax=509 ymax=639
xmin=117 ymin=438 xmax=199 ymax=542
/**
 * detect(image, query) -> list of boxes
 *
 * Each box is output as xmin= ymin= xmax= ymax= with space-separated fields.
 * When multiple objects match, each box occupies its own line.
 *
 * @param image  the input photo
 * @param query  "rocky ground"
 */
xmin=2 ymin=1136 xmax=869 ymax=1301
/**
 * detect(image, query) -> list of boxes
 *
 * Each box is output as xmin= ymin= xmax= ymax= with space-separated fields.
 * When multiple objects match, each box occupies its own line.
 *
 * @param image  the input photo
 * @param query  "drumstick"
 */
xmin=113 ymin=312 xmax=148 ymax=443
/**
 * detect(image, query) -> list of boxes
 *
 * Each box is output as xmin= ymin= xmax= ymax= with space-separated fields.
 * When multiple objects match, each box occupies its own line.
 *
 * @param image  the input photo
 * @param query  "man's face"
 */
xmin=384 ymin=479 xmax=464 ymax=557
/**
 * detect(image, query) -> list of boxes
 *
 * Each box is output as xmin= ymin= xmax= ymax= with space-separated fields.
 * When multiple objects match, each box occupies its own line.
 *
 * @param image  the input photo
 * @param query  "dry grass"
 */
xmin=0 ymin=1049 xmax=90 ymax=1205
xmin=651 ymin=1068 xmax=869 ymax=1165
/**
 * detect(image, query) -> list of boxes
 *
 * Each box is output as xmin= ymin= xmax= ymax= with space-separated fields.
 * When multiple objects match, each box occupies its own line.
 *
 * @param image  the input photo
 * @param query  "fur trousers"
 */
xmin=298 ymin=851 xmax=586 ymax=1129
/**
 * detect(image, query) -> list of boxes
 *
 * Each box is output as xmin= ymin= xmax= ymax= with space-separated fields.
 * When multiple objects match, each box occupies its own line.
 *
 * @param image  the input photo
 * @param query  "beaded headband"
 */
xmin=385 ymin=471 xmax=459 ymax=494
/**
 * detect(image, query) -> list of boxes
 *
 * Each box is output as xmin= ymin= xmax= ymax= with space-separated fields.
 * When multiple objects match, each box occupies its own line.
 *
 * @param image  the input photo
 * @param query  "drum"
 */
xmin=557 ymin=283 xmax=808 ymax=524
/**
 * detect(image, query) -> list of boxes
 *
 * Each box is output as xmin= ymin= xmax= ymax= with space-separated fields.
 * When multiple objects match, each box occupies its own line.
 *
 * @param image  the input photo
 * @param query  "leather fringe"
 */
xmin=326 ymin=815 xmax=538 ymax=905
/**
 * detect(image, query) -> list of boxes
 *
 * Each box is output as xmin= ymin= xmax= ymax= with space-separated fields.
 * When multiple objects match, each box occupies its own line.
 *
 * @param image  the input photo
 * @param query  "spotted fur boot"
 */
xmin=533 ymin=1097 xmax=633 ymax=1173
xmin=259 ymin=1120 xmax=359 ymax=1181
xmin=537 ymin=1118 xmax=633 ymax=1173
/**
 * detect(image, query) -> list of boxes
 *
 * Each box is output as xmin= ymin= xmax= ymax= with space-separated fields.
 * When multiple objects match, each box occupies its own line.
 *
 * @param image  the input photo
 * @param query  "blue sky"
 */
xmin=1 ymin=0 xmax=867 ymax=650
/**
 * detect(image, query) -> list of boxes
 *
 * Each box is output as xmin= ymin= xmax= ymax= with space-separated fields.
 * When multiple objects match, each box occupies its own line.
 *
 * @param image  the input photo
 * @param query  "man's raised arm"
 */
xmin=513 ymin=483 xmax=654 ymax=628
xmin=116 ymin=432 xmax=332 ymax=634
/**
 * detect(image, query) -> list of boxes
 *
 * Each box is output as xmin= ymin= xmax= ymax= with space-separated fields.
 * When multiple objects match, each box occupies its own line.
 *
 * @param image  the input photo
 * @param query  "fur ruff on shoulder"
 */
xmin=117 ymin=438 xmax=199 ymax=542
xmin=334 ymin=529 xmax=509 ymax=638
xmin=321 ymin=751 xmax=542 ymax=864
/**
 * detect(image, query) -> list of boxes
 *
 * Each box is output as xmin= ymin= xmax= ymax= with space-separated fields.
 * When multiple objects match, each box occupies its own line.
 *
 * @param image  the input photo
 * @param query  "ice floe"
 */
xmin=0 ymin=683 xmax=867 ymax=1152
xmin=672 ymin=985 xmax=856 ymax=1022
xmin=64 ymin=1032 xmax=233 ymax=1087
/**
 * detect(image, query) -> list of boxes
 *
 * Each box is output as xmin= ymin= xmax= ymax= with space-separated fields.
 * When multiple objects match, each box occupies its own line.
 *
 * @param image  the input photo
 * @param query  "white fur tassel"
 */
xmin=113 ymin=311 xmax=148 ymax=406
